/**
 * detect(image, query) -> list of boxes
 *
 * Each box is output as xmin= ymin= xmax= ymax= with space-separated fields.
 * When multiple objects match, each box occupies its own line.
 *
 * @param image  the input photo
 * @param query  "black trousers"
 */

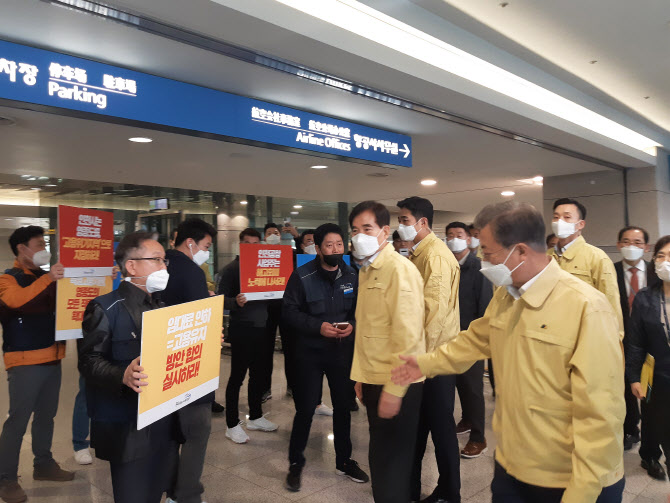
xmin=226 ymin=328 xmax=266 ymax=428
xmin=109 ymin=417 xmax=179 ymax=503
xmin=488 ymin=359 xmax=495 ymax=391
xmin=455 ymin=360 xmax=486 ymax=443
xmin=289 ymin=343 xmax=353 ymax=467
xmin=644 ymin=378 xmax=670 ymax=469
xmin=639 ymin=396 xmax=662 ymax=461
xmin=363 ymin=382 xmax=423 ymax=503
xmin=623 ymin=377 xmax=640 ymax=437
xmin=491 ymin=461 xmax=625 ymax=503
xmin=265 ymin=305 xmax=298 ymax=393
xmin=411 ymin=375 xmax=461 ymax=502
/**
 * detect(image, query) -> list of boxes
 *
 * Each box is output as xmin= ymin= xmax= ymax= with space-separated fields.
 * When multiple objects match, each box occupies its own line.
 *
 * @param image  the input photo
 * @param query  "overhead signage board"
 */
xmin=0 ymin=39 xmax=412 ymax=168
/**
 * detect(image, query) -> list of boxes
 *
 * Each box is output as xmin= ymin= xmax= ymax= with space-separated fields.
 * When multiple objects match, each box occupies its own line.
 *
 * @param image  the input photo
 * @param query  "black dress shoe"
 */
xmin=286 ymin=463 xmax=303 ymax=492
xmin=419 ymin=492 xmax=449 ymax=503
xmin=211 ymin=401 xmax=224 ymax=414
xmin=623 ymin=433 xmax=640 ymax=450
xmin=641 ymin=459 xmax=666 ymax=481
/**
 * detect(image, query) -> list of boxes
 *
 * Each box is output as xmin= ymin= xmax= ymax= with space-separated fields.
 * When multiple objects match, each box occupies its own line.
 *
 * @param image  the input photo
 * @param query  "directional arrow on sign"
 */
xmin=400 ymin=144 xmax=411 ymax=158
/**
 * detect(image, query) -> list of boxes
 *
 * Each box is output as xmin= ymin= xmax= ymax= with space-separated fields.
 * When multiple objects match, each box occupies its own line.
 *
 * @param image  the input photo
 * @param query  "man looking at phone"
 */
xmin=282 ymin=223 xmax=368 ymax=492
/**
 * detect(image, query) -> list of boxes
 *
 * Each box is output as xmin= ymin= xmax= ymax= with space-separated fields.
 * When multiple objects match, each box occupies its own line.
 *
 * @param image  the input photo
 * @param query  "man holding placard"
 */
xmin=78 ymin=231 xmax=177 ymax=503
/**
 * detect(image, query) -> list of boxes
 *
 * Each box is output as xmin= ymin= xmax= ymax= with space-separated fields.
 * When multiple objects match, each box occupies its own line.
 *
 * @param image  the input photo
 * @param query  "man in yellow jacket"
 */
xmin=550 ymin=197 xmax=623 ymax=337
xmin=349 ymin=201 xmax=425 ymax=503
xmin=396 ymin=196 xmax=461 ymax=503
xmin=392 ymin=201 xmax=625 ymax=503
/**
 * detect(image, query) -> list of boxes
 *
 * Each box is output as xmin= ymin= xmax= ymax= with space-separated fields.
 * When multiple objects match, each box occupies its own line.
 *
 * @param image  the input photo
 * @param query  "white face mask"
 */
xmin=469 ymin=237 xmax=480 ymax=249
xmin=31 ymin=249 xmax=51 ymax=267
xmin=303 ymin=244 xmax=316 ymax=255
xmin=266 ymin=234 xmax=281 ymax=245
xmin=397 ymin=219 xmax=422 ymax=242
xmin=621 ymin=246 xmax=644 ymax=262
xmin=398 ymin=248 xmax=410 ymax=257
xmin=480 ymin=245 xmax=525 ymax=287
xmin=447 ymin=238 xmax=468 ymax=253
xmin=125 ymin=269 xmax=170 ymax=293
xmin=352 ymin=229 xmax=384 ymax=259
xmin=656 ymin=261 xmax=670 ymax=283
xmin=189 ymin=242 xmax=210 ymax=266
xmin=551 ymin=219 xmax=578 ymax=239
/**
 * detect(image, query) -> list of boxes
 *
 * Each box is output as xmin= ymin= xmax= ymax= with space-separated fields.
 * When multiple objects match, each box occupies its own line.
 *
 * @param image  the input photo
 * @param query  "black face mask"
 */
xmin=322 ymin=253 xmax=343 ymax=267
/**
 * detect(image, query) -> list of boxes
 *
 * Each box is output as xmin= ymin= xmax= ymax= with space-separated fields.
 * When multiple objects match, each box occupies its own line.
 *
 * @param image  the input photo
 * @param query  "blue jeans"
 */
xmin=72 ymin=375 xmax=90 ymax=451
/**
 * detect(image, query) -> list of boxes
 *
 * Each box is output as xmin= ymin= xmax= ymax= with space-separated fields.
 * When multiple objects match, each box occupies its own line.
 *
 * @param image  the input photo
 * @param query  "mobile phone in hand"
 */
xmin=333 ymin=322 xmax=350 ymax=330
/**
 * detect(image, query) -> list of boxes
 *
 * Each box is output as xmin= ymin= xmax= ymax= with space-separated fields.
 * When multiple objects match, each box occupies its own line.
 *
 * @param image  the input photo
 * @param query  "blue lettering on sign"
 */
xmin=0 ymin=39 xmax=412 ymax=167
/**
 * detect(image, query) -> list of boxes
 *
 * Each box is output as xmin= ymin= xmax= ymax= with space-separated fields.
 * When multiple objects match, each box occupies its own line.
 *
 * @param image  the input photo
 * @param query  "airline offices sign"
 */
xmin=0 ymin=39 xmax=412 ymax=168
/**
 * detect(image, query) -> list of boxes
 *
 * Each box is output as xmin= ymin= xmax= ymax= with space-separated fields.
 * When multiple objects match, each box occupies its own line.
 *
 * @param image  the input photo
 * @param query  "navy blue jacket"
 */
xmin=458 ymin=252 xmax=493 ymax=330
xmin=282 ymin=257 xmax=357 ymax=351
xmin=626 ymin=284 xmax=670 ymax=385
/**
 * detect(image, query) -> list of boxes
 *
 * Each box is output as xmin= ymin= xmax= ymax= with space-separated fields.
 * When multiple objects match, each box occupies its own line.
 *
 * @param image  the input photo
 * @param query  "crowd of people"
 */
xmin=0 ymin=195 xmax=668 ymax=503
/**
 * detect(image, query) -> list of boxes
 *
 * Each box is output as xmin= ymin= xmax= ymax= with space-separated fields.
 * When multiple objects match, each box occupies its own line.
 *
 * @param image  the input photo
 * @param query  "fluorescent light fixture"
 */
xmin=275 ymin=0 xmax=661 ymax=154
xmin=128 ymin=137 xmax=153 ymax=143
xmin=532 ymin=176 xmax=543 ymax=183
xmin=20 ymin=175 xmax=31 ymax=178
xmin=291 ymin=211 xmax=299 ymax=215
xmin=240 ymin=200 xmax=248 ymax=205
xmin=501 ymin=190 xmax=515 ymax=196
xmin=45 ymin=184 xmax=57 ymax=187
xmin=311 ymin=165 xmax=328 ymax=169
xmin=420 ymin=179 xmax=437 ymax=186
xmin=293 ymin=204 xmax=303 ymax=209
xmin=26 ymin=177 xmax=36 ymax=181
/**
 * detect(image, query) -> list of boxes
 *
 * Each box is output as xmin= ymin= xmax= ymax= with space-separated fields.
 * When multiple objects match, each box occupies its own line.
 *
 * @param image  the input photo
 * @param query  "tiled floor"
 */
xmin=0 ymin=343 xmax=668 ymax=502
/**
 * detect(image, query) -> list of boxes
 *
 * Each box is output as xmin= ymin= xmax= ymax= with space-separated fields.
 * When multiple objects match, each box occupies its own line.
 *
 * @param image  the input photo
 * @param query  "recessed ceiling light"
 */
xmin=293 ymin=205 xmax=303 ymax=209
xmin=45 ymin=184 xmax=57 ymax=187
xmin=420 ymin=179 xmax=437 ymax=186
xmin=327 ymin=434 xmax=334 ymax=440
xmin=532 ymin=176 xmax=543 ymax=182
xmin=20 ymin=175 xmax=31 ymax=178
xmin=240 ymin=200 xmax=248 ymax=205
xmin=290 ymin=211 xmax=299 ymax=215
xmin=26 ymin=177 xmax=36 ymax=181
xmin=501 ymin=190 xmax=515 ymax=196
xmin=311 ymin=165 xmax=328 ymax=169
xmin=30 ymin=187 xmax=40 ymax=191
xmin=128 ymin=137 xmax=153 ymax=143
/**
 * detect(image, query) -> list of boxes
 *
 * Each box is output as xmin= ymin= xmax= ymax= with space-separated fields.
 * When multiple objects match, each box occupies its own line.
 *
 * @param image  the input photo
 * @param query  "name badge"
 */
xmin=342 ymin=283 xmax=354 ymax=296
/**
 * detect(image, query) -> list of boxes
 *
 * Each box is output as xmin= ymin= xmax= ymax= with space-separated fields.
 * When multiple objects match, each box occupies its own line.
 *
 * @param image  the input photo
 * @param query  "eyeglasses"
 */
xmin=619 ymin=240 xmax=646 ymax=246
xmin=128 ymin=257 xmax=169 ymax=266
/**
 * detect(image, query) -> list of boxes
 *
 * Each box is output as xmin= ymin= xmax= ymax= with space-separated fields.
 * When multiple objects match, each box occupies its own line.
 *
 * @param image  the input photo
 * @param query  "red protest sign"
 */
xmin=239 ymin=244 xmax=293 ymax=300
xmin=58 ymin=205 xmax=114 ymax=273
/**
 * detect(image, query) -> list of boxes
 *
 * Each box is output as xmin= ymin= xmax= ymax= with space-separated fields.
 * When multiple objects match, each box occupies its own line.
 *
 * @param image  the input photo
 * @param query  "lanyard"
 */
xmin=660 ymin=289 xmax=670 ymax=345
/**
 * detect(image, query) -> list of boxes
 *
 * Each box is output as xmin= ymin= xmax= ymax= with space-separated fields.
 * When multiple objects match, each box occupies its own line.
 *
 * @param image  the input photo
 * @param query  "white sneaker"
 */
xmin=246 ymin=415 xmax=278 ymax=432
xmin=315 ymin=403 xmax=334 ymax=416
xmin=74 ymin=448 xmax=93 ymax=465
xmin=226 ymin=423 xmax=250 ymax=443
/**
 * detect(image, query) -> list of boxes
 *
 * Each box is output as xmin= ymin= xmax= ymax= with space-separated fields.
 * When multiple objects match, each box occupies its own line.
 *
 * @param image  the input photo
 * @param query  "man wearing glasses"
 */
xmin=79 ymin=231 xmax=177 ymax=503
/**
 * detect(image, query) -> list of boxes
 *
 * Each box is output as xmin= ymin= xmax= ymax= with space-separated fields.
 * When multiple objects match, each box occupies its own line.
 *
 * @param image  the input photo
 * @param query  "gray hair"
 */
xmin=114 ymin=231 xmax=155 ymax=276
xmin=473 ymin=201 xmax=546 ymax=253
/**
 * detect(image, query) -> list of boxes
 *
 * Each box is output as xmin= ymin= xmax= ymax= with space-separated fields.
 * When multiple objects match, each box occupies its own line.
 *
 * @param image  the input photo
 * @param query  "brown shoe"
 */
xmin=455 ymin=420 xmax=471 ymax=435
xmin=460 ymin=441 xmax=488 ymax=459
xmin=33 ymin=459 xmax=75 ymax=482
xmin=0 ymin=479 xmax=27 ymax=503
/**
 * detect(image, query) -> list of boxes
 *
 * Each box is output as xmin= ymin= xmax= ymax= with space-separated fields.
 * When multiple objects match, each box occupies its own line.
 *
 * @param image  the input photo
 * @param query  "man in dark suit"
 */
xmin=615 ymin=225 xmax=664 ymax=479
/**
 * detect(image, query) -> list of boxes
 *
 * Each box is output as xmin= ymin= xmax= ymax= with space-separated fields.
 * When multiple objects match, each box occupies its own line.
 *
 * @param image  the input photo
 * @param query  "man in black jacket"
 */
xmin=615 ymin=226 xmax=663 ymax=477
xmin=218 ymin=228 xmax=279 ymax=444
xmin=79 ymin=231 xmax=177 ymax=503
xmin=445 ymin=222 xmax=493 ymax=462
xmin=282 ymin=223 xmax=369 ymax=492
xmin=161 ymin=218 xmax=216 ymax=503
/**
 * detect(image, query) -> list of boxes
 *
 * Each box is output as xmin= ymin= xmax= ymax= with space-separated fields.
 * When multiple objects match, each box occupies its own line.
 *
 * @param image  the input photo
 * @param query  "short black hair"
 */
xmin=174 ymin=218 xmax=217 ymax=247
xmin=445 ymin=221 xmax=468 ymax=234
xmin=553 ymin=198 xmax=587 ymax=220
xmin=397 ymin=196 xmax=434 ymax=228
xmin=618 ymin=226 xmax=650 ymax=244
xmin=349 ymin=201 xmax=390 ymax=228
xmin=474 ymin=201 xmax=546 ymax=253
xmin=239 ymin=228 xmax=261 ymax=241
xmin=314 ymin=223 xmax=344 ymax=247
xmin=264 ymin=223 xmax=280 ymax=233
xmin=115 ymin=231 xmax=156 ymax=276
xmin=299 ymin=229 xmax=316 ymax=246
xmin=546 ymin=233 xmax=557 ymax=247
xmin=392 ymin=230 xmax=401 ymax=242
xmin=9 ymin=226 xmax=45 ymax=256
xmin=654 ymin=235 xmax=670 ymax=256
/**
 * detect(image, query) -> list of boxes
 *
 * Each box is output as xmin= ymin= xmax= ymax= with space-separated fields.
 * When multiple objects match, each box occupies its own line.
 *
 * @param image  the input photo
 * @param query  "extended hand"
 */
xmin=391 ymin=355 xmax=424 ymax=385
xmin=378 ymin=391 xmax=402 ymax=419
xmin=123 ymin=356 xmax=148 ymax=393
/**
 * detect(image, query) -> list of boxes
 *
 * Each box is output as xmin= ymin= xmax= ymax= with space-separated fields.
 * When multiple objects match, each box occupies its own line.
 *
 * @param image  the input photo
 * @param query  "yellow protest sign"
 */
xmin=55 ymin=276 xmax=113 ymax=341
xmin=137 ymin=295 xmax=224 ymax=430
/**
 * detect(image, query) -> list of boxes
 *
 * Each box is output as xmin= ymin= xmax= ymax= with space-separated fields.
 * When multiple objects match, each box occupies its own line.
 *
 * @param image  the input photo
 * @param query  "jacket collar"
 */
xmin=411 ymin=231 xmax=438 ymax=258
xmin=559 ymin=235 xmax=586 ymax=260
xmin=367 ymin=242 xmax=393 ymax=270
xmin=510 ymin=259 xmax=562 ymax=308
xmin=13 ymin=259 xmax=41 ymax=277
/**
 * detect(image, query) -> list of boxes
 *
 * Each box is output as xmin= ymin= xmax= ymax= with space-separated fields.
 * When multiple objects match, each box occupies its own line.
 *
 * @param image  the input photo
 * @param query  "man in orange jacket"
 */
xmin=0 ymin=226 xmax=72 ymax=503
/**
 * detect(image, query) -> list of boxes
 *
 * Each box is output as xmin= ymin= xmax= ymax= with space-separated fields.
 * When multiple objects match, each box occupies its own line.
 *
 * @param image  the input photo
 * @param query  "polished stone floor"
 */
xmin=0 ymin=343 xmax=668 ymax=502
